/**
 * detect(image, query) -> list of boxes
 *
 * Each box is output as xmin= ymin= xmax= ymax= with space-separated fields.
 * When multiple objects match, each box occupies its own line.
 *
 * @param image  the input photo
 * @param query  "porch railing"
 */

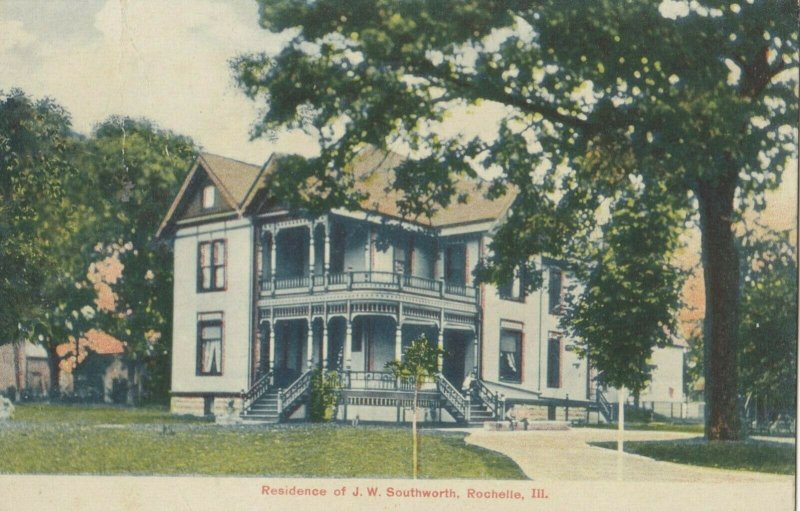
xmin=596 ymin=387 xmax=614 ymax=422
xmin=265 ymin=271 xmax=476 ymax=302
xmin=241 ymin=370 xmax=273 ymax=412
xmin=275 ymin=276 xmax=310 ymax=290
xmin=436 ymin=374 xmax=470 ymax=422
xmin=474 ymin=379 xmax=502 ymax=420
xmin=339 ymin=371 xmax=437 ymax=391
xmin=278 ymin=370 xmax=313 ymax=416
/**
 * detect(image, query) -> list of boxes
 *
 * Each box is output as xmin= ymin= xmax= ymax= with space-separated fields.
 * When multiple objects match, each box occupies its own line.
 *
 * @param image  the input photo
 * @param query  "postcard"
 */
xmin=0 ymin=1 xmax=796 ymax=510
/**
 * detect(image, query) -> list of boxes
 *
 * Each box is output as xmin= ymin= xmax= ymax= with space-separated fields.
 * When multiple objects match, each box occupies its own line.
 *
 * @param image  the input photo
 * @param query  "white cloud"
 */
xmin=0 ymin=0 xmax=313 ymax=163
xmin=0 ymin=20 xmax=35 ymax=53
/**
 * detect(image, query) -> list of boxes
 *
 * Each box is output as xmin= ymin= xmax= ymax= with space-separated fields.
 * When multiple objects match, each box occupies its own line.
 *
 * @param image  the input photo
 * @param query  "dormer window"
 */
xmin=202 ymin=185 xmax=215 ymax=209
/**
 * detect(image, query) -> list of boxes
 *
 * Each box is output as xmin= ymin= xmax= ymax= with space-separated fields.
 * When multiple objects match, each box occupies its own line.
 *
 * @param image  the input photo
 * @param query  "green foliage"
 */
xmin=73 ymin=117 xmax=198 ymax=403
xmin=235 ymin=0 xmax=798 ymax=440
xmin=737 ymin=227 xmax=797 ymax=413
xmin=384 ymin=335 xmax=442 ymax=387
xmin=2 ymin=94 xmax=197 ymax=403
xmin=0 ymin=89 xmax=78 ymax=343
xmin=592 ymin=439 xmax=796 ymax=475
xmin=686 ymin=227 xmax=798 ymax=414
xmin=563 ymin=181 xmax=688 ymax=392
xmin=309 ymin=369 xmax=341 ymax=422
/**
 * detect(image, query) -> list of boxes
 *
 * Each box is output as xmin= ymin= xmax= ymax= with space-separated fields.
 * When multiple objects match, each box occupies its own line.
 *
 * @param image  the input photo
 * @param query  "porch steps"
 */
xmin=241 ymin=389 xmax=281 ymax=423
xmin=467 ymin=402 xmax=496 ymax=426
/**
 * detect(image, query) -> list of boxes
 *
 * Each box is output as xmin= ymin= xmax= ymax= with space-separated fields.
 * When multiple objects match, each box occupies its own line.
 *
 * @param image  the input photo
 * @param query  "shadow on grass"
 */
xmin=590 ymin=437 xmax=795 ymax=475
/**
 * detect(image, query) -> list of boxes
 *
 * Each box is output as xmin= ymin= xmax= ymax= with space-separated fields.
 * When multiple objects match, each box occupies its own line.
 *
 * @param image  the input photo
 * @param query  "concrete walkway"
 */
xmin=463 ymin=427 xmax=794 ymax=483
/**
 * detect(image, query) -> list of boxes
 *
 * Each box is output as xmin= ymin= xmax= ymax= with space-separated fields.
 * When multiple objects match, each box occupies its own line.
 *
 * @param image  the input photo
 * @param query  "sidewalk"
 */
xmin=463 ymin=427 xmax=794 ymax=483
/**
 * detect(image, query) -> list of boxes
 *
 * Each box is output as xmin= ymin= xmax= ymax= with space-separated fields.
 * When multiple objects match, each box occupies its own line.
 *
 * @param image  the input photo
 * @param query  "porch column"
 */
xmin=256 ymin=228 xmax=263 ymax=282
xmin=269 ymin=229 xmax=277 ymax=293
xmin=306 ymin=319 xmax=314 ymax=370
xmin=268 ymin=321 xmax=276 ymax=383
xmin=473 ymin=330 xmax=479 ymax=375
xmin=322 ymin=320 xmax=329 ymax=370
xmin=323 ymin=227 xmax=330 ymax=278
xmin=364 ymin=225 xmax=371 ymax=271
xmin=344 ymin=319 xmax=353 ymax=370
xmin=394 ymin=320 xmax=403 ymax=361
xmin=437 ymin=315 xmax=444 ymax=372
xmin=308 ymin=225 xmax=315 ymax=290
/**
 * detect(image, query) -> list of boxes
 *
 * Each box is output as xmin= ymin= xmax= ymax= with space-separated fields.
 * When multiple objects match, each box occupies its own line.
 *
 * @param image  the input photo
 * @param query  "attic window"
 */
xmin=202 ymin=185 xmax=215 ymax=209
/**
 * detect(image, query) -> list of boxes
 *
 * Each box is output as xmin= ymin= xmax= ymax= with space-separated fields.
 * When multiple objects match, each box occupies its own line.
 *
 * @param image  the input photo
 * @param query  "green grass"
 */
xmin=13 ymin=403 xmax=210 ymax=425
xmin=591 ymin=438 xmax=795 ymax=475
xmin=1 ymin=405 xmax=525 ymax=479
xmin=573 ymin=421 xmax=705 ymax=434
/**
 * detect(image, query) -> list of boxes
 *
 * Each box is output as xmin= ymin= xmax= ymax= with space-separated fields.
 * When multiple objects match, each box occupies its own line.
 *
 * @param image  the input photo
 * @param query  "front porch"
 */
xmin=255 ymin=316 xmax=477 ymax=389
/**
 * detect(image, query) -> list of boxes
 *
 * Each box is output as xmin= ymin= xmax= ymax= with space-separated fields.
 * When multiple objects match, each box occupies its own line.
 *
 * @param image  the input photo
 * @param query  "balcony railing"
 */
xmin=260 ymin=270 xmax=477 ymax=303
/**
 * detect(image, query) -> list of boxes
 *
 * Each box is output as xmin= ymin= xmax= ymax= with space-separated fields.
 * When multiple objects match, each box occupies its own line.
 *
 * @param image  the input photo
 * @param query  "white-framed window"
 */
xmin=202 ymin=185 xmax=215 ymax=209
xmin=499 ymin=329 xmax=522 ymax=383
xmin=198 ymin=239 xmax=226 ymax=291
xmin=197 ymin=312 xmax=223 ymax=376
xmin=548 ymin=267 xmax=563 ymax=314
xmin=547 ymin=333 xmax=561 ymax=388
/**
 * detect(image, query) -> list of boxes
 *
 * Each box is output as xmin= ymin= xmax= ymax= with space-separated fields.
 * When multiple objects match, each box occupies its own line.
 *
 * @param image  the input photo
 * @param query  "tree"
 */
xmin=72 ymin=117 xmax=198 ymax=403
xmin=385 ymin=335 xmax=443 ymax=479
xmin=562 ymin=177 xmax=688 ymax=394
xmin=234 ymin=0 xmax=797 ymax=440
xmin=0 ymin=89 xmax=77 ymax=346
xmin=737 ymin=227 xmax=797 ymax=423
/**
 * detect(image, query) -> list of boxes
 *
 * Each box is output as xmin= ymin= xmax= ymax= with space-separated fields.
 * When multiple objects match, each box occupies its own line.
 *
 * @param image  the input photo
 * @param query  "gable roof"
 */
xmin=156 ymin=152 xmax=267 ymax=238
xmin=159 ymin=147 xmax=517 ymax=237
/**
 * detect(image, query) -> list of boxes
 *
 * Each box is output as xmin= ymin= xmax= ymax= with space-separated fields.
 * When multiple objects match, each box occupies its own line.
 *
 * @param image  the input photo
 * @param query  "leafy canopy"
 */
xmin=234 ymin=1 xmax=798 ymax=394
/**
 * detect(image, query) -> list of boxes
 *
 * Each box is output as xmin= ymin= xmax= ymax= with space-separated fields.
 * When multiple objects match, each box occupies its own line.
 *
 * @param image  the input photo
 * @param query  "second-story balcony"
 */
xmin=260 ymin=270 xmax=478 ymax=304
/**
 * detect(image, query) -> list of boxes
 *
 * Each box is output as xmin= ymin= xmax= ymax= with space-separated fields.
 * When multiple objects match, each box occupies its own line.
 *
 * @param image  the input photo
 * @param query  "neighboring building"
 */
xmin=57 ymin=330 xmax=130 ymax=403
xmin=0 ymin=341 xmax=50 ymax=399
xmin=157 ymin=148 xmax=685 ymax=424
xmin=0 ymin=330 xmax=129 ymax=403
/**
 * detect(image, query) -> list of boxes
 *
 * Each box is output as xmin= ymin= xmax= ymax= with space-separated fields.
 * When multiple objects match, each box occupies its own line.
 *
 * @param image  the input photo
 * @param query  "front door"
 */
xmin=442 ymin=331 xmax=467 ymax=386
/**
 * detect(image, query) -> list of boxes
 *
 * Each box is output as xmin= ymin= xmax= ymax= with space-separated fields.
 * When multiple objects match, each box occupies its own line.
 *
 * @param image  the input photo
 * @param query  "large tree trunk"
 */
xmin=696 ymin=171 xmax=740 ymax=441
xmin=46 ymin=346 xmax=62 ymax=399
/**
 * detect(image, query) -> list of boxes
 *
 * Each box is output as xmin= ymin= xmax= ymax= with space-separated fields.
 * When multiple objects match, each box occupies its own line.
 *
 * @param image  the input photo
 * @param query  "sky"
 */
xmin=0 ymin=0 xmax=317 ymax=163
xmin=1 ymin=1 xmax=796 ymax=252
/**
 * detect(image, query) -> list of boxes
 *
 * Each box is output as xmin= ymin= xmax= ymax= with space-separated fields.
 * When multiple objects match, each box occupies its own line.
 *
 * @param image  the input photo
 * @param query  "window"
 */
xmin=499 ymin=329 xmax=522 ymax=383
xmin=197 ymin=314 xmax=223 ymax=376
xmin=202 ymin=185 xmax=215 ymax=209
xmin=548 ymin=267 xmax=563 ymax=314
xmin=547 ymin=334 xmax=561 ymax=388
xmin=198 ymin=240 xmax=226 ymax=291
xmin=444 ymin=244 xmax=466 ymax=286
xmin=499 ymin=267 xmax=524 ymax=301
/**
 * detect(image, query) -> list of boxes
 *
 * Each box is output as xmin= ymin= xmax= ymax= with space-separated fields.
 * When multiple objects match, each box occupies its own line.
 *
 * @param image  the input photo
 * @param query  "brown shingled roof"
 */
xmin=198 ymin=152 xmax=263 ymax=208
xmin=160 ymin=148 xmax=515 ymax=237
xmin=346 ymin=146 xmax=516 ymax=227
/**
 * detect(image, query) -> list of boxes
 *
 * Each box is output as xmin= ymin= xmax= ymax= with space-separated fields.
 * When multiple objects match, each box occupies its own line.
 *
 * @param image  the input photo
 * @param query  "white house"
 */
xmin=156 ymin=148 xmax=684 ymax=424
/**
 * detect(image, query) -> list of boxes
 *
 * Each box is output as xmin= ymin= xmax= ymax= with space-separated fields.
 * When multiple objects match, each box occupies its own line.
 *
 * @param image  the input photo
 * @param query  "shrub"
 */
xmin=309 ymin=370 xmax=340 ymax=422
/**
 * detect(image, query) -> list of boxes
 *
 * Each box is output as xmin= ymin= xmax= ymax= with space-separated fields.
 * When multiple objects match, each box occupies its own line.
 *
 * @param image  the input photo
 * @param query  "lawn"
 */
xmin=573 ymin=421 xmax=705 ymax=434
xmin=12 ymin=403 xmax=211 ymax=425
xmin=1 ymin=405 xmax=526 ymax=479
xmin=591 ymin=438 xmax=796 ymax=474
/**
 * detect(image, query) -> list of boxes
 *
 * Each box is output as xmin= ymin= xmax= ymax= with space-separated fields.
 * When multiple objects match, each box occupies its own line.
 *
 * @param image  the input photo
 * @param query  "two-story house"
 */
xmin=156 ymin=148 xmax=685 ymax=424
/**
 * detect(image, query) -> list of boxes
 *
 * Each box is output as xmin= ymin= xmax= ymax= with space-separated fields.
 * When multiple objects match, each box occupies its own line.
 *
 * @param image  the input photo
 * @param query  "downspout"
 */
xmin=537 ymin=259 xmax=544 ymax=392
